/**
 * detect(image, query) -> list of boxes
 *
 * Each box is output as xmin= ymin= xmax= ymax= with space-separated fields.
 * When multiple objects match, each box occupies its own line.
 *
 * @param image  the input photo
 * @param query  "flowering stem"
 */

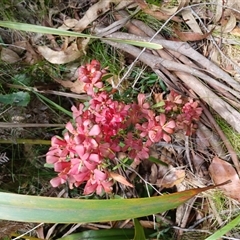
xmin=0 ymin=139 xmax=51 ymax=145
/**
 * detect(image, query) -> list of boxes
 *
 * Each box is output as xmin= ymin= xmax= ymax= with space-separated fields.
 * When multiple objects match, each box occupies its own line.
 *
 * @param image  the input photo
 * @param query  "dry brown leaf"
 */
xmin=74 ymin=0 xmax=121 ymax=31
xmin=181 ymin=9 xmax=202 ymax=34
xmin=14 ymin=41 xmax=41 ymax=64
xmin=149 ymin=163 xmax=158 ymax=184
xmin=0 ymin=221 xmax=32 ymax=239
xmin=214 ymin=0 xmax=223 ymax=22
xmin=209 ymin=46 xmax=221 ymax=65
xmin=174 ymin=27 xmax=214 ymax=42
xmin=53 ymin=78 xmax=85 ymax=94
xmin=230 ymin=27 xmax=240 ymax=37
xmin=134 ymin=0 xmax=182 ymax=22
xmin=109 ymin=172 xmax=134 ymax=188
xmin=58 ymin=19 xmax=79 ymax=30
xmin=38 ymin=41 xmax=84 ymax=64
xmin=161 ymin=0 xmax=189 ymax=15
xmin=156 ymin=168 xmax=185 ymax=188
xmin=222 ymin=14 xmax=236 ymax=33
xmin=139 ymin=220 xmax=161 ymax=229
xmin=209 ymin=156 xmax=240 ymax=202
xmin=1 ymin=48 xmax=20 ymax=63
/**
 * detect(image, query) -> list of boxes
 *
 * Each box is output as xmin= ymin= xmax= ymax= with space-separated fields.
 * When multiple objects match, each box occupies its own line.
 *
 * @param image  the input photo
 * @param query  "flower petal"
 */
xmin=89 ymin=124 xmax=101 ymax=136
xmin=75 ymin=145 xmax=85 ymax=158
xmin=50 ymin=176 xmax=66 ymax=187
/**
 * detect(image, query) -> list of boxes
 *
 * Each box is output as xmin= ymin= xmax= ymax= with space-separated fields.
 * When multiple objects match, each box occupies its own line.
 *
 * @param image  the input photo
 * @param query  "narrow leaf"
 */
xmin=59 ymin=229 xmax=153 ymax=240
xmin=35 ymin=92 xmax=72 ymax=118
xmin=0 ymin=21 xmax=92 ymax=38
xmin=206 ymin=214 xmax=240 ymax=240
xmin=133 ymin=218 xmax=146 ymax=240
xmin=0 ymin=21 xmax=162 ymax=49
xmin=0 ymin=184 xmax=225 ymax=223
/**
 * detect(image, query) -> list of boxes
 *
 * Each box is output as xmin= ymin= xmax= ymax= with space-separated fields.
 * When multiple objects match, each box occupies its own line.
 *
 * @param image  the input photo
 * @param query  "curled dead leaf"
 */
xmin=53 ymin=78 xmax=85 ymax=94
xmin=58 ymin=19 xmax=79 ymax=30
xmin=74 ymin=0 xmax=121 ymax=31
xmin=222 ymin=14 xmax=236 ymax=33
xmin=181 ymin=9 xmax=202 ymax=34
xmin=156 ymin=168 xmax=185 ymax=188
xmin=209 ymin=156 xmax=240 ymax=202
xmin=230 ymin=27 xmax=240 ymax=37
xmin=37 ymin=41 xmax=85 ymax=64
xmin=1 ymin=48 xmax=20 ymax=63
xmin=14 ymin=41 xmax=41 ymax=64
xmin=134 ymin=0 xmax=182 ymax=22
xmin=161 ymin=0 xmax=189 ymax=16
xmin=109 ymin=172 xmax=134 ymax=188
xmin=174 ymin=27 xmax=214 ymax=42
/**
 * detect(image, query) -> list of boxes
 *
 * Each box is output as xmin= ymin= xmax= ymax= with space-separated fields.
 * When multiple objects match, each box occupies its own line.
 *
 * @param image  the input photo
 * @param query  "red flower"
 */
xmin=182 ymin=99 xmax=202 ymax=121
xmin=156 ymin=114 xmax=175 ymax=142
xmin=164 ymin=90 xmax=182 ymax=112
xmin=84 ymin=169 xmax=113 ymax=195
xmin=46 ymin=60 xmax=203 ymax=195
xmin=78 ymin=60 xmax=105 ymax=96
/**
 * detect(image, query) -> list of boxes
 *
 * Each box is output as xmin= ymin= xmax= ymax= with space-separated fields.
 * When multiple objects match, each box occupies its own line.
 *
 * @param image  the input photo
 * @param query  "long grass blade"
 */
xmin=205 ymin=214 xmax=240 ymax=240
xmin=0 ymin=21 xmax=162 ymax=49
xmin=59 ymin=229 xmax=154 ymax=240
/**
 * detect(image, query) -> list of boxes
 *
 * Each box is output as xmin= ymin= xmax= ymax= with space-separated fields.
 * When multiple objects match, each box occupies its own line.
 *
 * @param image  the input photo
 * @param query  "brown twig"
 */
xmin=200 ymin=104 xmax=240 ymax=176
xmin=99 ymin=37 xmax=240 ymax=133
xmin=104 ymin=31 xmax=240 ymax=92
xmin=0 ymin=123 xmax=64 ymax=128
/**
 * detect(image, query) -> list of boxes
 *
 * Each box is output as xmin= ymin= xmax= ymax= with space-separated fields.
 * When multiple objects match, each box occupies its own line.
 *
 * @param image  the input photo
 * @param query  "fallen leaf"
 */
xmin=38 ymin=41 xmax=84 ymax=64
xmin=174 ymin=27 xmax=214 ymax=42
xmin=1 ymin=48 xmax=20 ymax=63
xmin=213 ymin=1 xmax=222 ymax=22
xmin=134 ymin=0 xmax=182 ymax=22
xmin=161 ymin=0 xmax=189 ymax=16
xmin=53 ymin=78 xmax=85 ymax=94
xmin=230 ymin=27 xmax=240 ymax=37
xmin=15 ymin=41 xmax=41 ymax=64
xmin=209 ymin=156 xmax=240 ymax=202
xmin=181 ymin=9 xmax=202 ymax=34
xmin=58 ymin=19 xmax=79 ymax=30
xmin=149 ymin=163 xmax=158 ymax=184
xmin=157 ymin=168 xmax=185 ymax=188
xmin=74 ymin=0 xmax=121 ymax=31
xmin=222 ymin=14 xmax=236 ymax=33
xmin=109 ymin=172 xmax=134 ymax=188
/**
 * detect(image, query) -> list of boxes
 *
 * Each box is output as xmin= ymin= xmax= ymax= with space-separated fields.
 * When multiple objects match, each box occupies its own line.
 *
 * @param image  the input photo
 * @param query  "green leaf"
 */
xmin=134 ymin=219 xmax=146 ymax=240
xmin=0 ymin=91 xmax=30 ymax=106
xmin=59 ymin=228 xmax=155 ymax=240
xmin=44 ymin=163 xmax=54 ymax=168
xmin=206 ymin=214 xmax=240 ymax=240
xmin=0 ymin=21 xmax=162 ymax=49
xmin=148 ymin=156 xmax=168 ymax=166
xmin=0 ymin=185 xmax=220 ymax=223
xmin=12 ymin=74 xmax=31 ymax=85
xmin=152 ymin=101 xmax=165 ymax=109
xmin=35 ymin=91 xmax=72 ymax=118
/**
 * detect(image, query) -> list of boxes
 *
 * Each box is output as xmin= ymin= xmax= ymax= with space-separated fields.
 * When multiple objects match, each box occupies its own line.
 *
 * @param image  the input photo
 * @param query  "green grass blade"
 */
xmin=133 ymin=218 xmax=146 ymax=240
xmin=110 ymin=39 xmax=162 ymax=50
xmin=0 ymin=185 xmax=216 ymax=223
xmin=206 ymin=214 xmax=240 ymax=240
xmin=0 ymin=21 xmax=94 ymax=38
xmin=34 ymin=92 xmax=72 ymax=118
xmin=0 ymin=21 xmax=162 ymax=49
xmin=60 ymin=229 xmax=136 ymax=240
xmin=59 ymin=228 xmax=155 ymax=240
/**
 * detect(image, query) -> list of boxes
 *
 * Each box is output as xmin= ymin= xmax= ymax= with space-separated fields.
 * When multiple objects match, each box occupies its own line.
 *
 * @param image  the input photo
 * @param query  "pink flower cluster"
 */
xmin=163 ymin=91 xmax=202 ymax=135
xmin=46 ymin=60 xmax=202 ymax=195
